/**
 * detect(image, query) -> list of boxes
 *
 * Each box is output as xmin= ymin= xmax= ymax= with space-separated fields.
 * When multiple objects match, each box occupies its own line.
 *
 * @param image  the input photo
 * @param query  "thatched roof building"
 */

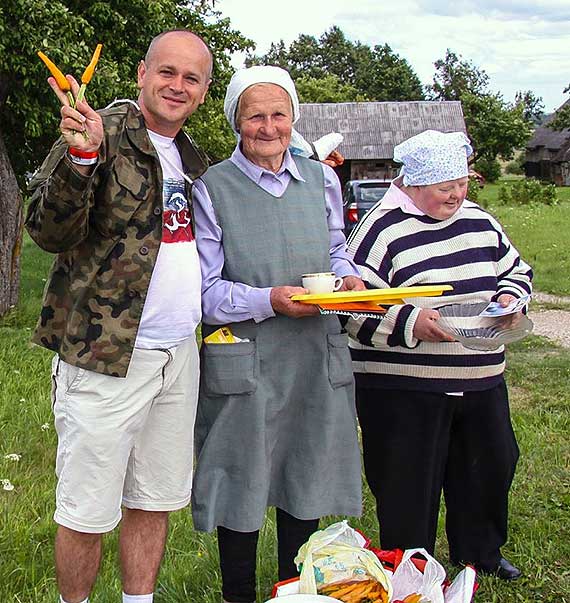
xmin=296 ymin=101 xmax=467 ymax=182
xmin=525 ymin=99 xmax=570 ymax=186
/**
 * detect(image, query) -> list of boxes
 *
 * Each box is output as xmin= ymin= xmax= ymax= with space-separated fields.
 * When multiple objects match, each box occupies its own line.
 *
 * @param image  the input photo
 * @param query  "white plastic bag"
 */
xmin=390 ymin=548 xmax=446 ymax=603
xmin=294 ymin=521 xmax=392 ymax=599
xmin=443 ymin=566 xmax=476 ymax=603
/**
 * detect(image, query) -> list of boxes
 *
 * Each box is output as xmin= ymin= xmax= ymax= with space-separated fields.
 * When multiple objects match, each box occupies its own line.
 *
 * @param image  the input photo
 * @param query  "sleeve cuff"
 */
xmin=387 ymin=304 xmax=421 ymax=348
xmin=248 ymin=287 xmax=275 ymax=323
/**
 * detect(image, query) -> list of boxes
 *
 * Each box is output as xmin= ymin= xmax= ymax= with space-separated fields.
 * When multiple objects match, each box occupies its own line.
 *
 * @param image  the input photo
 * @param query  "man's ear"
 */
xmin=136 ymin=60 xmax=146 ymax=90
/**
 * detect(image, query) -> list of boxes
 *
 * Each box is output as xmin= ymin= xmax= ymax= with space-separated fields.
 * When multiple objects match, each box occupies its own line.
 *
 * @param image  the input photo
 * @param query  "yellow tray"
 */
xmin=291 ymin=285 xmax=453 ymax=305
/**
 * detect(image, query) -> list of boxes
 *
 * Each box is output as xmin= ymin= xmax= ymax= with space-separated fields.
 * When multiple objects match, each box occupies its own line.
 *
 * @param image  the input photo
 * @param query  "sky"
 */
xmin=215 ymin=0 xmax=569 ymax=113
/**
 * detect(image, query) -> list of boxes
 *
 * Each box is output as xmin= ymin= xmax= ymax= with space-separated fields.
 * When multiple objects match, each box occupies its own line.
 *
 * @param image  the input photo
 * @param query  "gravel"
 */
xmin=528 ymin=309 xmax=570 ymax=348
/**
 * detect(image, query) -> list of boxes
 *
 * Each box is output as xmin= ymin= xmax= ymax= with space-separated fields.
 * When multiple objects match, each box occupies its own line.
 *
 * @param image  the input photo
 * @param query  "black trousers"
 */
xmin=217 ymin=508 xmax=319 ymax=602
xmin=356 ymin=379 xmax=519 ymax=570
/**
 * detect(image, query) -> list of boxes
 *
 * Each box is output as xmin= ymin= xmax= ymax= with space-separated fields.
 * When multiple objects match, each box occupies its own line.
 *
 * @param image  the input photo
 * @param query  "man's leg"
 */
xmin=120 ymin=337 xmax=200 ymax=596
xmin=55 ymin=526 xmax=102 ymax=603
xmin=120 ymin=509 xmax=169 ymax=595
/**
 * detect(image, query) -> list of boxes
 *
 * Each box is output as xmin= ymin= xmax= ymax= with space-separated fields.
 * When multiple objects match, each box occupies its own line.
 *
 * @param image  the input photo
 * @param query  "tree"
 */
xmin=295 ymin=74 xmax=367 ymax=103
xmin=547 ymin=84 xmax=570 ymax=131
xmin=430 ymin=49 xmax=488 ymax=101
xmin=515 ymin=90 xmax=545 ymax=124
xmin=0 ymin=0 xmax=252 ymax=316
xmin=247 ymin=26 xmax=424 ymax=102
xmin=429 ymin=49 xmax=534 ymax=180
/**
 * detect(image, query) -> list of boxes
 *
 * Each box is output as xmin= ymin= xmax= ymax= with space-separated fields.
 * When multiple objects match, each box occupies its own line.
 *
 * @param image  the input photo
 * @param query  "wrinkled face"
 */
xmin=236 ymin=83 xmax=293 ymax=170
xmin=137 ymin=32 xmax=211 ymax=137
xmin=411 ymin=176 xmax=469 ymax=220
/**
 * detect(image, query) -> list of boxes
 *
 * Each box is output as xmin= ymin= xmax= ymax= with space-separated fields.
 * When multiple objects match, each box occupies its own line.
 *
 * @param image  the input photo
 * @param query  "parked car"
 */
xmin=342 ymin=179 xmax=391 ymax=236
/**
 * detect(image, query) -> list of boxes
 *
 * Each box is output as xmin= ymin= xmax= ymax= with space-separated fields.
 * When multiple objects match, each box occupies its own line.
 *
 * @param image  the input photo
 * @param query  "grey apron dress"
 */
xmin=191 ymin=155 xmax=362 ymax=532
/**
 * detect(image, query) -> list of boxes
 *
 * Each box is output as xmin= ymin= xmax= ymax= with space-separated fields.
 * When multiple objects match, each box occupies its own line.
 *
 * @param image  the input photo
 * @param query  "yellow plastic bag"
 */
xmin=295 ymin=521 xmax=392 ymax=601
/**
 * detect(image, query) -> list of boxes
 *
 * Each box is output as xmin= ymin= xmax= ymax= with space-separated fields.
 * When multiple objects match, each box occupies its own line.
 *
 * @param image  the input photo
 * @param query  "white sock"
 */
xmin=122 ymin=593 xmax=154 ymax=603
xmin=59 ymin=597 xmax=88 ymax=603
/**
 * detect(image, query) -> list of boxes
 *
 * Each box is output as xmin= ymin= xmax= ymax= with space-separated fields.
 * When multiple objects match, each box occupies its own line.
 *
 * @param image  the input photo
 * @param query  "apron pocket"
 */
xmin=202 ymin=340 xmax=257 ymax=395
xmin=327 ymin=332 xmax=353 ymax=388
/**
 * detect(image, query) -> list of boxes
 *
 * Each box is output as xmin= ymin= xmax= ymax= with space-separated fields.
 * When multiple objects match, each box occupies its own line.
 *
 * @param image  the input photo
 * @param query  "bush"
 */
xmin=467 ymin=178 xmax=480 ymax=202
xmin=505 ymin=156 xmax=524 ymax=175
xmin=474 ymin=157 xmax=502 ymax=182
xmin=498 ymin=178 xmax=558 ymax=206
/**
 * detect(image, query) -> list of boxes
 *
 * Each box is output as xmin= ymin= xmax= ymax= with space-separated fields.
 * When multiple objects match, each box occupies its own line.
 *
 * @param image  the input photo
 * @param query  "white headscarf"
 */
xmin=394 ymin=130 xmax=473 ymax=186
xmin=224 ymin=65 xmax=300 ymax=134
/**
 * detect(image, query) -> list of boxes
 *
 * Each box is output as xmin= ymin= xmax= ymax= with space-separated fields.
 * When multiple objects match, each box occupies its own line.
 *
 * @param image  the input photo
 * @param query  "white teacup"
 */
xmin=301 ymin=272 xmax=343 ymax=295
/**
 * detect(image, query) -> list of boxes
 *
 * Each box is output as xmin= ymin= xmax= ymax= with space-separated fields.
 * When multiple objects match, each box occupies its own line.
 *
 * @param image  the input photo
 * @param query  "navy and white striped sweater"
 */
xmin=345 ymin=184 xmax=533 ymax=393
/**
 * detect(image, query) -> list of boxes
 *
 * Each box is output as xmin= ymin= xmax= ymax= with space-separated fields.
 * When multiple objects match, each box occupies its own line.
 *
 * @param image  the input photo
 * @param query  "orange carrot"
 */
xmin=76 ymin=43 xmax=102 ymax=103
xmin=81 ymin=43 xmax=102 ymax=85
xmin=37 ymin=51 xmax=70 ymax=92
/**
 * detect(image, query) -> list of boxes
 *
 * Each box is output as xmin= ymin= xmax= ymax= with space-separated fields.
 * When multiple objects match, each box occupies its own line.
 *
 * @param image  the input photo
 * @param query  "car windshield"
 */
xmin=357 ymin=184 xmax=389 ymax=203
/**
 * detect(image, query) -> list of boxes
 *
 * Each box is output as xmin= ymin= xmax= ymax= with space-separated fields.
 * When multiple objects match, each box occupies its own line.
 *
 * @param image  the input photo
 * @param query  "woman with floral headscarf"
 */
xmin=346 ymin=130 xmax=532 ymax=581
xmin=190 ymin=66 xmax=365 ymax=602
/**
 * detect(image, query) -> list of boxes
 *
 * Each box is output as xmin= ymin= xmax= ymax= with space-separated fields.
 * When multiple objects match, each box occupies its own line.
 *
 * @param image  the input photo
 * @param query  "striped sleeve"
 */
xmin=489 ymin=215 xmax=533 ymax=300
xmin=345 ymin=209 xmax=420 ymax=349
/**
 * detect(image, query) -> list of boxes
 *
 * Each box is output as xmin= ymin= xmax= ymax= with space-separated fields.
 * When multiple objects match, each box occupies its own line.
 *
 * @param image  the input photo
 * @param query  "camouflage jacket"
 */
xmin=26 ymin=102 xmax=208 ymax=377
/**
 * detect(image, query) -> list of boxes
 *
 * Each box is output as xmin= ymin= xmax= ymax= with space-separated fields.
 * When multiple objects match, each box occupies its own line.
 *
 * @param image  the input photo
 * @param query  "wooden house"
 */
xmin=296 ymin=101 xmax=467 ymax=185
xmin=524 ymin=99 xmax=570 ymax=186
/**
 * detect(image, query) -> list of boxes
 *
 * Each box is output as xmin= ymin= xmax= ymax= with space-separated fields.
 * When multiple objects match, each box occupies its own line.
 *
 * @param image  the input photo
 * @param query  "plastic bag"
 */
xmin=390 ymin=549 xmax=446 ymax=603
xmin=289 ymin=130 xmax=344 ymax=160
xmin=443 ymin=566 xmax=477 ymax=603
xmin=294 ymin=521 xmax=392 ymax=600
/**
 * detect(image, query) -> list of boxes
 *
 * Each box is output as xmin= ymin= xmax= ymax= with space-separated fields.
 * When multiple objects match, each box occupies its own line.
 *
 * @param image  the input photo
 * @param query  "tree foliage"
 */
xmin=0 ymin=0 xmax=252 ymax=315
xmin=247 ymin=26 xmax=424 ymax=102
xmin=429 ymin=49 xmax=534 ymax=164
xmin=547 ymin=85 xmax=570 ymax=131
xmin=295 ymin=74 xmax=367 ymax=103
xmin=515 ymin=90 xmax=545 ymax=124
xmin=0 ymin=0 xmax=252 ymax=182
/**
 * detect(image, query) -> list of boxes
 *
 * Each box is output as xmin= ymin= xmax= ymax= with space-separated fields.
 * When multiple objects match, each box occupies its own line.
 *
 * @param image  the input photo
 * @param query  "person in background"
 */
xmin=26 ymin=30 xmax=211 ymax=603
xmin=345 ymin=130 xmax=532 ymax=581
xmin=191 ymin=65 xmax=365 ymax=603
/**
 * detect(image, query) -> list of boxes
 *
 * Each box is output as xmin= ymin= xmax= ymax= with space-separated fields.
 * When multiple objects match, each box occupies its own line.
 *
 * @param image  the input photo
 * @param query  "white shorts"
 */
xmin=51 ymin=337 xmax=200 ymax=533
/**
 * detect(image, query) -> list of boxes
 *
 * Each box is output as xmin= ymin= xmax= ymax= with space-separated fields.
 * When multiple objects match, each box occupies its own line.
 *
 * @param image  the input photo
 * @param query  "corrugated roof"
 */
xmin=296 ymin=101 xmax=467 ymax=160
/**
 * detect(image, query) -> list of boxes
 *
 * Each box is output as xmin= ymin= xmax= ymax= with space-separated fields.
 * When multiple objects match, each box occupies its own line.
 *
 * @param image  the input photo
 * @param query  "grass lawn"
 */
xmin=2 ymin=203 xmax=570 ymax=601
xmin=478 ymin=180 xmax=570 ymax=295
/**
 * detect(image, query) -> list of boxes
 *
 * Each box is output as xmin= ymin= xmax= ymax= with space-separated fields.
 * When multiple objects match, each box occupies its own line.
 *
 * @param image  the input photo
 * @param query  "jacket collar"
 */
xmin=121 ymin=101 xmax=209 ymax=180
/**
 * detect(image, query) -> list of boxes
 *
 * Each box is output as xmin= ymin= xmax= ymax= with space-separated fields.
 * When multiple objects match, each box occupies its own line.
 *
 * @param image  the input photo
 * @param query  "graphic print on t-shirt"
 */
xmin=162 ymin=178 xmax=194 ymax=243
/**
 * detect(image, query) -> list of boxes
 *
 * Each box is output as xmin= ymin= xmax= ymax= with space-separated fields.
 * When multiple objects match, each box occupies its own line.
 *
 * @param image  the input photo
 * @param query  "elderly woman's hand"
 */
xmin=496 ymin=293 xmax=525 ymax=327
xmin=339 ymin=276 xmax=366 ymax=292
xmin=270 ymin=286 xmax=320 ymax=318
xmin=414 ymin=308 xmax=456 ymax=343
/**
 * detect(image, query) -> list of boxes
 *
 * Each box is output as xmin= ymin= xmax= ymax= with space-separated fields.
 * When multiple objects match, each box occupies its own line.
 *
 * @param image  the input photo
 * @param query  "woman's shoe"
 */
xmin=478 ymin=557 xmax=522 ymax=581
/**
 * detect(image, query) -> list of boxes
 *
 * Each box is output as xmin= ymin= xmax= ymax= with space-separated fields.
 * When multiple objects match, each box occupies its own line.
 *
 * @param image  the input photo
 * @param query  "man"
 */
xmin=26 ymin=30 xmax=212 ymax=603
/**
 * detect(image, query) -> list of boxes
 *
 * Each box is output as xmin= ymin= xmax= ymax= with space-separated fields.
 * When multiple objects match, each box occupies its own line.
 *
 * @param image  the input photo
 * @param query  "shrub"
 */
xmin=498 ymin=178 xmax=558 ymax=206
xmin=505 ymin=156 xmax=524 ymax=175
xmin=467 ymin=177 xmax=480 ymax=202
xmin=474 ymin=157 xmax=502 ymax=182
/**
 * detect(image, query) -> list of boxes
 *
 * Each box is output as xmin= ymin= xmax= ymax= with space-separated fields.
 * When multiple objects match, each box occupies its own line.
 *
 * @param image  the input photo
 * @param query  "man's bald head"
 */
xmin=145 ymin=30 xmax=213 ymax=79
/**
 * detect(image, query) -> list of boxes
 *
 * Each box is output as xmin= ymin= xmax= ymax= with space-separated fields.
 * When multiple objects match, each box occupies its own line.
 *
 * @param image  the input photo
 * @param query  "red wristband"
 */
xmin=69 ymin=147 xmax=98 ymax=159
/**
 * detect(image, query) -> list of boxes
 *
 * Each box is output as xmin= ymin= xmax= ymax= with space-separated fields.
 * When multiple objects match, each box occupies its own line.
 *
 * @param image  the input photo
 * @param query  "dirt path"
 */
xmin=528 ymin=292 xmax=570 ymax=348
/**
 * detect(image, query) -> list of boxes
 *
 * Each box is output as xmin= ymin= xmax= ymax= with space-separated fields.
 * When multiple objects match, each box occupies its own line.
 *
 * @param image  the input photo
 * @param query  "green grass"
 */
xmin=2 ymin=225 xmax=570 ymax=602
xmin=478 ymin=182 xmax=570 ymax=296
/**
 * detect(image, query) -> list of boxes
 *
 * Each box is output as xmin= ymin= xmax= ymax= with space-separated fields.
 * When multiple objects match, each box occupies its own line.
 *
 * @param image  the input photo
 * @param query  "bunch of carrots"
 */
xmin=318 ymin=578 xmax=390 ymax=603
xmin=37 ymin=43 xmax=102 ymax=107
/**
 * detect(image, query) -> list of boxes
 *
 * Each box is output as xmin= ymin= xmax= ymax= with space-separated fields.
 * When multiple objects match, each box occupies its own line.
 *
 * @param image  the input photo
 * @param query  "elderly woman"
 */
xmin=191 ymin=66 xmax=364 ymax=603
xmin=346 ymin=130 xmax=532 ymax=581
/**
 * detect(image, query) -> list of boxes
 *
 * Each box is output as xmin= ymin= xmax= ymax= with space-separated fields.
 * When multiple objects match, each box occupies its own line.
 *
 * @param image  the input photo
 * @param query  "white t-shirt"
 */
xmin=135 ymin=130 xmax=202 ymax=349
